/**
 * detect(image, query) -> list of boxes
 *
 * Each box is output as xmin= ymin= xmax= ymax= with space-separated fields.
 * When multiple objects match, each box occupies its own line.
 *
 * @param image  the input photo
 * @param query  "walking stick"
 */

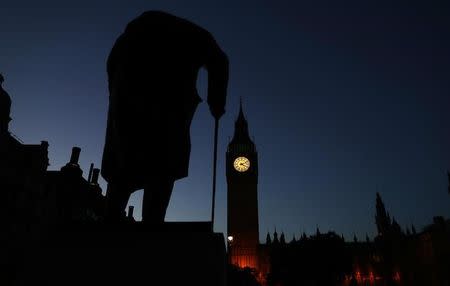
xmin=211 ymin=118 xmax=219 ymax=232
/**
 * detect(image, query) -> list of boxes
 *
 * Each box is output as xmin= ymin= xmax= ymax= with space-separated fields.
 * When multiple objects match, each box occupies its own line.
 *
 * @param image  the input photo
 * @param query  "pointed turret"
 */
xmin=375 ymin=192 xmax=391 ymax=236
xmin=411 ymin=224 xmax=417 ymax=235
xmin=0 ymin=74 xmax=12 ymax=134
xmin=280 ymin=232 xmax=286 ymax=244
xmin=273 ymin=228 xmax=279 ymax=244
xmin=230 ymin=98 xmax=254 ymax=146
xmin=301 ymin=232 xmax=307 ymax=241
xmin=290 ymin=234 xmax=297 ymax=244
xmin=405 ymin=227 xmax=411 ymax=236
xmin=391 ymin=217 xmax=402 ymax=235
xmin=266 ymin=232 xmax=272 ymax=245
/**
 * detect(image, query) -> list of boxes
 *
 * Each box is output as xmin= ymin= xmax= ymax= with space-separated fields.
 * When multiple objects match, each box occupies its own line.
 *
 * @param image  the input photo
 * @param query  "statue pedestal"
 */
xmin=17 ymin=222 xmax=226 ymax=286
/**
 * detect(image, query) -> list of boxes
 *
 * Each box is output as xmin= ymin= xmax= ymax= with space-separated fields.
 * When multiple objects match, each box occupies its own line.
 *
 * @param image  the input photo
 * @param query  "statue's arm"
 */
xmin=205 ymin=35 xmax=229 ymax=120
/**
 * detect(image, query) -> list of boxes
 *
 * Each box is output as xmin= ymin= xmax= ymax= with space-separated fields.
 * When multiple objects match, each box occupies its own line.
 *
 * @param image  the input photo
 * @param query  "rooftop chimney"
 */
xmin=91 ymin=168 xmax=100 ymax=185
xmin=87 ymin=163 xmax=94 ymax=183
xmin=128 ymin=206 xmax=134 ymax=219
xmin=69 ymin=147 xmax=81 ymax=165
xmin=40 ymin=141 xmax=50 ymax=168
xmin=41 ymin=141 xmax=49 ymax=149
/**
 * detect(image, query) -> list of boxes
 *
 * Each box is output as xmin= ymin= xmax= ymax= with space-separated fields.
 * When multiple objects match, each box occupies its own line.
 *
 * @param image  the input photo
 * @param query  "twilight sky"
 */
xmin=1 ymin=0 xmax=449 ymax=241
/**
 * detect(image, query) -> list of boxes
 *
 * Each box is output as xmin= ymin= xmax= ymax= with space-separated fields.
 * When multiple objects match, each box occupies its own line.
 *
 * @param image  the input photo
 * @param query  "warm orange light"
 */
xmin=231 ymin=255 xmax=258 ymax=270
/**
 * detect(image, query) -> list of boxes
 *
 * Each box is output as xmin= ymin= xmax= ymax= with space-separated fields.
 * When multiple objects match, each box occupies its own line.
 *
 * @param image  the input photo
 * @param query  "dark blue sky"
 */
xmin=1 ymin=0 xmax=449 ymax=241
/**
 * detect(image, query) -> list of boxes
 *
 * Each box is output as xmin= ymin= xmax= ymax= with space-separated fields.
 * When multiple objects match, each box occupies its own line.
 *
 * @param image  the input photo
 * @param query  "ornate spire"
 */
xmin=280 ymin=232 xmax=286 ymax=244
xmin=302 ymin=232 xmax=307 ymax=240
xmin=411 ymin=224 xmax=416 ymax=235
xmin=405 ymin=227 xmax=411 ymax=236
xmin=231 ymin=97 xmax=252 ymax=144
xmin=391 ymin=217 xmax=402 ymax=234
xmin=273 ymin=227 xmax=279 ymax=244
xmin=266 ymin=232 xmax=272 ymax=245
xmin=238 ymin=96 xmax=245 ymax=120
xmin=290 ymin=234 xmax=297 ymax=244
xmin=375 ymin=192 xmax=390 ymax=236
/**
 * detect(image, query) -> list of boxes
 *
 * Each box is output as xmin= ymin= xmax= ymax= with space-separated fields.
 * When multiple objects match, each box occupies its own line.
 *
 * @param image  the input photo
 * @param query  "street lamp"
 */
xmin=227 ymin=236 xmax=234 ymax=264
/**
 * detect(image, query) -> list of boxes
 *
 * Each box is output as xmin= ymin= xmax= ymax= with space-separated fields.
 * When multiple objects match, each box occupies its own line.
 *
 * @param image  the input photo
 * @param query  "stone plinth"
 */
xmin=15 ymin=222 xmax=226 ymax=286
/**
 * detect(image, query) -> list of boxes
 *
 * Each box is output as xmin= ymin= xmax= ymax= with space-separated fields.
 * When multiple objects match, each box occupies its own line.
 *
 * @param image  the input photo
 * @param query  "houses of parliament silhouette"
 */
xmin=1 ymin=74 xmax=450 ymax=286
xmin=225 ymin=94 xmax=450 ymax=286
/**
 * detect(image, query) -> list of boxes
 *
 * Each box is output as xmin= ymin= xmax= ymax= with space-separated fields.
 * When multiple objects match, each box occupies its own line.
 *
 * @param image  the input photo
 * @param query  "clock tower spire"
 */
xmin=231 ymin=97 xmax=251 ymax=144
xmin=226 ymin=99 xmax=259 ymax=270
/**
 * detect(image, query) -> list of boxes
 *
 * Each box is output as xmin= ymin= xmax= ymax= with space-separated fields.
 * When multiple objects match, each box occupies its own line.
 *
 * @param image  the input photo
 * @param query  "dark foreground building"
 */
xmin=0 ymin=78 xmax=106 ymax=235
xmin=0 ymin=77 xmax=108 ymax=284
xmin=0 ymin=76 xmax=226 ymax=286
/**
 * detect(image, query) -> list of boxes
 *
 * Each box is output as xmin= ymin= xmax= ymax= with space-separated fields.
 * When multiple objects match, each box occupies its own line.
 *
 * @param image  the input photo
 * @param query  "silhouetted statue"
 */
xmin=101 ymin=11 xmax=229 ymax=222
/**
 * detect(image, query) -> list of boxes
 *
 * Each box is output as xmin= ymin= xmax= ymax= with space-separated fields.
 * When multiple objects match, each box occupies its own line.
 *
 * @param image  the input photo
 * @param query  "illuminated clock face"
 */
xmin=233 ymin=156 xmax=250 ymax=172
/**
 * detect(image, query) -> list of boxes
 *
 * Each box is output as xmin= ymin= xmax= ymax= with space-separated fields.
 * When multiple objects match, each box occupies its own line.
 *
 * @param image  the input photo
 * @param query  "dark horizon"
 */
xmin=1 ymin=0 xmax=449 ymax=241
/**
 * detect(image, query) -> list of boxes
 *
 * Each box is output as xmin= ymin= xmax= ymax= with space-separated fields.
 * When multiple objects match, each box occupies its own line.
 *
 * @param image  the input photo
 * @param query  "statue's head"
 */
xmin=107 ymin=11 xmax=184 ymax=79
xmin=0 ymin=73 xmax=4 ymax=85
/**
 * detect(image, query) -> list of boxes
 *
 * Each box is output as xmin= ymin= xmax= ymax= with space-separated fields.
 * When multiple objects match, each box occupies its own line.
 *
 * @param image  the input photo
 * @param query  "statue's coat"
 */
xmin=101 ymin=11 xmax=228 ymax=191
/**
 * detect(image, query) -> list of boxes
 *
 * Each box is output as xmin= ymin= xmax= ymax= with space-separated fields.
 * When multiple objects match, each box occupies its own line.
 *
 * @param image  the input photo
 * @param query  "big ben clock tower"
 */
xmin=227 ymin=100 xmax=259 ymax=269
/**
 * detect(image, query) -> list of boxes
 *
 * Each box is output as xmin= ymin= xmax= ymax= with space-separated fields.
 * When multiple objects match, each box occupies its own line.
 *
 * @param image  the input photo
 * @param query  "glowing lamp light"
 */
xmin=227 ymin=236 xmax=234 ymax=242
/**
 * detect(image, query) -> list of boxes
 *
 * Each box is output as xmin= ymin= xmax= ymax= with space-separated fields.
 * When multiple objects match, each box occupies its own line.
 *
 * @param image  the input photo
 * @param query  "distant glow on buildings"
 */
xmin=394 ymin=271 xmax=401 ymax=282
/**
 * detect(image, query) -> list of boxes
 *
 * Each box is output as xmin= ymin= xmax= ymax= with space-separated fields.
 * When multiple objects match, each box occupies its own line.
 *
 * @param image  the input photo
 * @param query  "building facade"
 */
xmin=0 ymin=76 xmax=107 ymax=244
xmin=226 ymin=101 xmax=260 ymax=270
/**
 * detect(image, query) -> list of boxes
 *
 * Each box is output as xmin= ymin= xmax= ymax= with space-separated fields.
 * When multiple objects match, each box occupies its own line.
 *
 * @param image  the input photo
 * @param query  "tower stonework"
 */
xmin=226 ymin=101 xmax=259 ymax=269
